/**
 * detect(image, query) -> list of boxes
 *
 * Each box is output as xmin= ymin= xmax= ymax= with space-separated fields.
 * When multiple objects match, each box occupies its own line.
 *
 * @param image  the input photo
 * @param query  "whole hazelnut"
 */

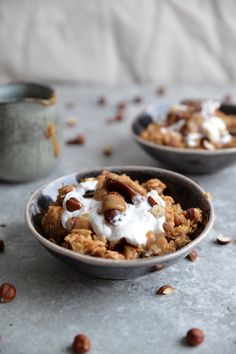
xmin=185 ymin=328 xmax=204 ymax=346
xmin=0 ymin=283 xmax=16 ymax=303
xmin=72 ymin=334 xmax=91 ymax=354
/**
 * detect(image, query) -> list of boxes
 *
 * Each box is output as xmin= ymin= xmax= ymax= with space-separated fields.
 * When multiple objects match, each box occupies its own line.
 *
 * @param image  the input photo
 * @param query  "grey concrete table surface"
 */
xmin=0 ymin=83 xmax=236 ymax=354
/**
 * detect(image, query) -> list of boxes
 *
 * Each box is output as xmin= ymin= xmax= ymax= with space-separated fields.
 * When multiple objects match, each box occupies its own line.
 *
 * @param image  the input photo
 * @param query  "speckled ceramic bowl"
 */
xmin=131 ymin=101 xmax=236 ymax=174
xmin=25 ymin=166 xmax=214 ymax=279
xmin=0 ymin=82 xmax=60 ymax=182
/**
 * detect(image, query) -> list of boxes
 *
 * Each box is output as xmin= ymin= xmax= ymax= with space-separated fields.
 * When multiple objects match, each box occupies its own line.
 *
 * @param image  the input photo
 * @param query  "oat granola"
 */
xmin=41 ymin=171 xmax=203 ymax=260
xmin=140 ymin=99 xmax=236 ymax=150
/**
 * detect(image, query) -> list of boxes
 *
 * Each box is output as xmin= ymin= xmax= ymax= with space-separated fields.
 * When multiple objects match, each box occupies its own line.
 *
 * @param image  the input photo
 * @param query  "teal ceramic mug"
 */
xmin=0 ymin=82 xmax=60 ymax=182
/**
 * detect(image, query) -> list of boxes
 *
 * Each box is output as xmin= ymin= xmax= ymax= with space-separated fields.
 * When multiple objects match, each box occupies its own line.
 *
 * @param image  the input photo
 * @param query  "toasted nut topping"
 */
xmin=216 ymin=234 xmax=231 ymax=245
xmin=102 ymin=192 xmax=127 ymax=214
xmin=105 ymin=173 xmax=145 ymax=203
xmin=186 ymin=250 xmax=198 ymax=262
xmin=66 ymin=198 xmax=84 ymax=212
xmin=185 ymin=208 xmax=196 ymax=221
xmin=185 ymin=328 xmax=204 ymax=346
xmin=151 ymin=204 xmax=165 ymax=218
xmin=148 ymin=195 xmax=158 ymax=207
xmin=157 ymin=284 xmax=176 ymax=295
xmin=104 ymin=209 xmax=121 ymax=224
xmin=72 ymin=334 xmax=91 ymax=353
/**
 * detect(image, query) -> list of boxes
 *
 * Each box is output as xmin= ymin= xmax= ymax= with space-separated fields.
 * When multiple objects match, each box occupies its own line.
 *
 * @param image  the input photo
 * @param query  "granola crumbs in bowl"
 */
xmin=25 ymin=166 xmax=214 ymax=279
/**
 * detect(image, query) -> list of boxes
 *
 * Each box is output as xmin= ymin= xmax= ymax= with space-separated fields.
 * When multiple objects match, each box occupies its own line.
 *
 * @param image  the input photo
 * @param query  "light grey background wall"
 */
xmin=0 ymin=0 xmax=235 ymax=84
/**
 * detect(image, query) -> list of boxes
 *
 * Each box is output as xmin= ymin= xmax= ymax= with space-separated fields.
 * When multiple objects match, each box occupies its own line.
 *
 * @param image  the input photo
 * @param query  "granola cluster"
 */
xmin=41 ymin=171 xmax=203 ymax=260
xmin=140 ymin=99 xmax=236 ymax=149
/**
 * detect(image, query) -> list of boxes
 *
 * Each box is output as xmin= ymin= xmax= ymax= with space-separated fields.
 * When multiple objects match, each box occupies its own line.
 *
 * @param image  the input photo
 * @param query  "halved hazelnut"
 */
xmin=104 ymin=209 xmax=121 ymax=224
xmin=216 ymin=234 xmax=231 ymax=245
xmin=66 ymin=198 xmax=83 ymax=212
xmin=102 ymin=192 xmax=126 ymax=214
xmin=156 ymin=284 xmax=176 ymax=295
xmin=148 ymin=195 xmax=158 ymax=207
xmin=186 ymin=250 xmax=198 ymax=262
xmin=105 ymin=173 xmax=145 ymax=203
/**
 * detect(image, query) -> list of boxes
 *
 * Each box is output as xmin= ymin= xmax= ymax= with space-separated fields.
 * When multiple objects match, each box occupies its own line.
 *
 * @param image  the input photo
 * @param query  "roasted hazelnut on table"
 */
xmin=72 ymin=334 xmax=91 ymax=354
xmin=0 ymin=283 xmax=16 ymax=303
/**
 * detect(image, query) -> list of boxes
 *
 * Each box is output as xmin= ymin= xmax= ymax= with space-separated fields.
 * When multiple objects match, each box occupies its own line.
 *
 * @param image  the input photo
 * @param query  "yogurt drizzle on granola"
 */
xmin=61 ymin=181 xmax=166 ymax=247
xmin=164 ymin=99 xmax=232 ymax=148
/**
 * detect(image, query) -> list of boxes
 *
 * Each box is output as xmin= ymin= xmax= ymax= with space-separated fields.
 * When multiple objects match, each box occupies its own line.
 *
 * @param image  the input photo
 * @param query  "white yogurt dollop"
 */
xmin=61 ymin=179 xmax=166 ymax=247
xmin=89 ymin=190 xmax=166 ymax=247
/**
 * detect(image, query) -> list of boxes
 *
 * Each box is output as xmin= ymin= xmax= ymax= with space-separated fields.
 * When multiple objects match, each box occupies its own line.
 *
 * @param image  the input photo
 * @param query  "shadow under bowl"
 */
xmin=25 ymin=166 xmax=214 ymax=279
xmin=131 ymin=106 xmax=236 ymax=174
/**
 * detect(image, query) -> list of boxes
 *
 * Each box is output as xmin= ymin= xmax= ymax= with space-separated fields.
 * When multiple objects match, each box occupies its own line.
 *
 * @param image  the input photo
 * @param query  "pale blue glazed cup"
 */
xmin=0 ymin=82 xmax=60 ymax=182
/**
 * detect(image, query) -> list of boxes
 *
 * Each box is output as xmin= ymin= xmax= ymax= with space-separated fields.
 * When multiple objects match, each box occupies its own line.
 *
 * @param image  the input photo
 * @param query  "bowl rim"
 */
xmin=25 ymin=165 xmax=214 ymax=268
xmin=130 ymin=106 xmax=236 ymax=155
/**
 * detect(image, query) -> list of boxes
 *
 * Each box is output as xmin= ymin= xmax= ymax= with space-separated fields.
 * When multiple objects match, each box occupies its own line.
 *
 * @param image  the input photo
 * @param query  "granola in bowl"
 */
xmin=41 ymin=171 xmax=203 ymax=260
xmin=140 ymin=99 xmax=236 ymax=150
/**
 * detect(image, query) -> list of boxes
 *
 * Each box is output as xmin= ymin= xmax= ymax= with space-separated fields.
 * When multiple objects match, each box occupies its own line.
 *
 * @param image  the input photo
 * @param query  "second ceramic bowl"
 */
xmin=131 ymin=102 xmax=236 ymax=174
xmin=25 ymin=166 xmax=214 ymax=279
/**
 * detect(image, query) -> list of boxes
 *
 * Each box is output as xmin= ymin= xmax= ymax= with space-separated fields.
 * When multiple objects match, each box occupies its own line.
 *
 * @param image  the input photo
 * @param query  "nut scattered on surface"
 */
xmin=0 ymin=240 xmax=4 ymax=253
xmin=66 ymin=134 xmax=85 ymax=145
xmin=0 ymin=283 xmax=16 ymax=303
xmin=102 ymin=146 xmax=113 ymax=156
xmin=97 ymin=96 xmax=107 ymax=106
xmin=185 ymin=328 xmax=204 ymax=346
xmin=157 ymin=284 xmax=176 ymax=295
xmin=216 ymin=234 xmax=231 ymax=245
xmin=133 ymin=95 xmax=142 ymax=104
xmin=66 ymin=116 xmax=77 ymax=127
xmin=186 ymin=250 xmax=198 ymax=262
xmin=117 ymin=101 xmax=127 ymax=111
xmin=115 ymin=112 xmax=124 ymax=122
xmin=72 ymin=334 xmax=91 ymax=354
xmin=156 ymin=85 xmax=166 ymax=96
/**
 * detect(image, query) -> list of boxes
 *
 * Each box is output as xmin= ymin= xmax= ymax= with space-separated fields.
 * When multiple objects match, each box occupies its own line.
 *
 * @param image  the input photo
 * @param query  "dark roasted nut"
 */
xmin=66 ymin=198 xmax=84 ymax=212
xmin=97 ymin=96 xmax=107 ymax=106
xmin=104 ymin=209 xmax=121 ymax=224
xmin=156 ymin=85 xmax=165 ymax=96
xmin=72 ymin=334 xmax=91 ymax=353
xmin=117 ymin=101 xmax=127 ymax=110
xmin=102 ymin=193 xmax=127 ymax=214
xmin=186 ymin=250 xmax=198 ymax=262
xmin=147 ymin=195 xmax=158 ymax=207
xmin=0 ymin=283 xmax=16 ymax=303
xmin=156 ymin=284 xmax=176 ymax=295
xmin=105 ymin=173 xmax=145 ymax=203
xmin=102 ymin=146 xmax=113 ymax=156
xmin=133 ymin=95 xmax=142 ymax=104
xmin=115 ymin=113 xmax=124 ymax=122
xmin=216 ymin=234 xmax=231 ymax=245
xmin=185 ymin=208 xmax=196 ymax=221
xmin=185 ymin=328 xmax=204 ymax=346
xmin=66 ymin=134 xmax=85 ymax=145
xmin=0 ymin=240 xmax=4 ymax=253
